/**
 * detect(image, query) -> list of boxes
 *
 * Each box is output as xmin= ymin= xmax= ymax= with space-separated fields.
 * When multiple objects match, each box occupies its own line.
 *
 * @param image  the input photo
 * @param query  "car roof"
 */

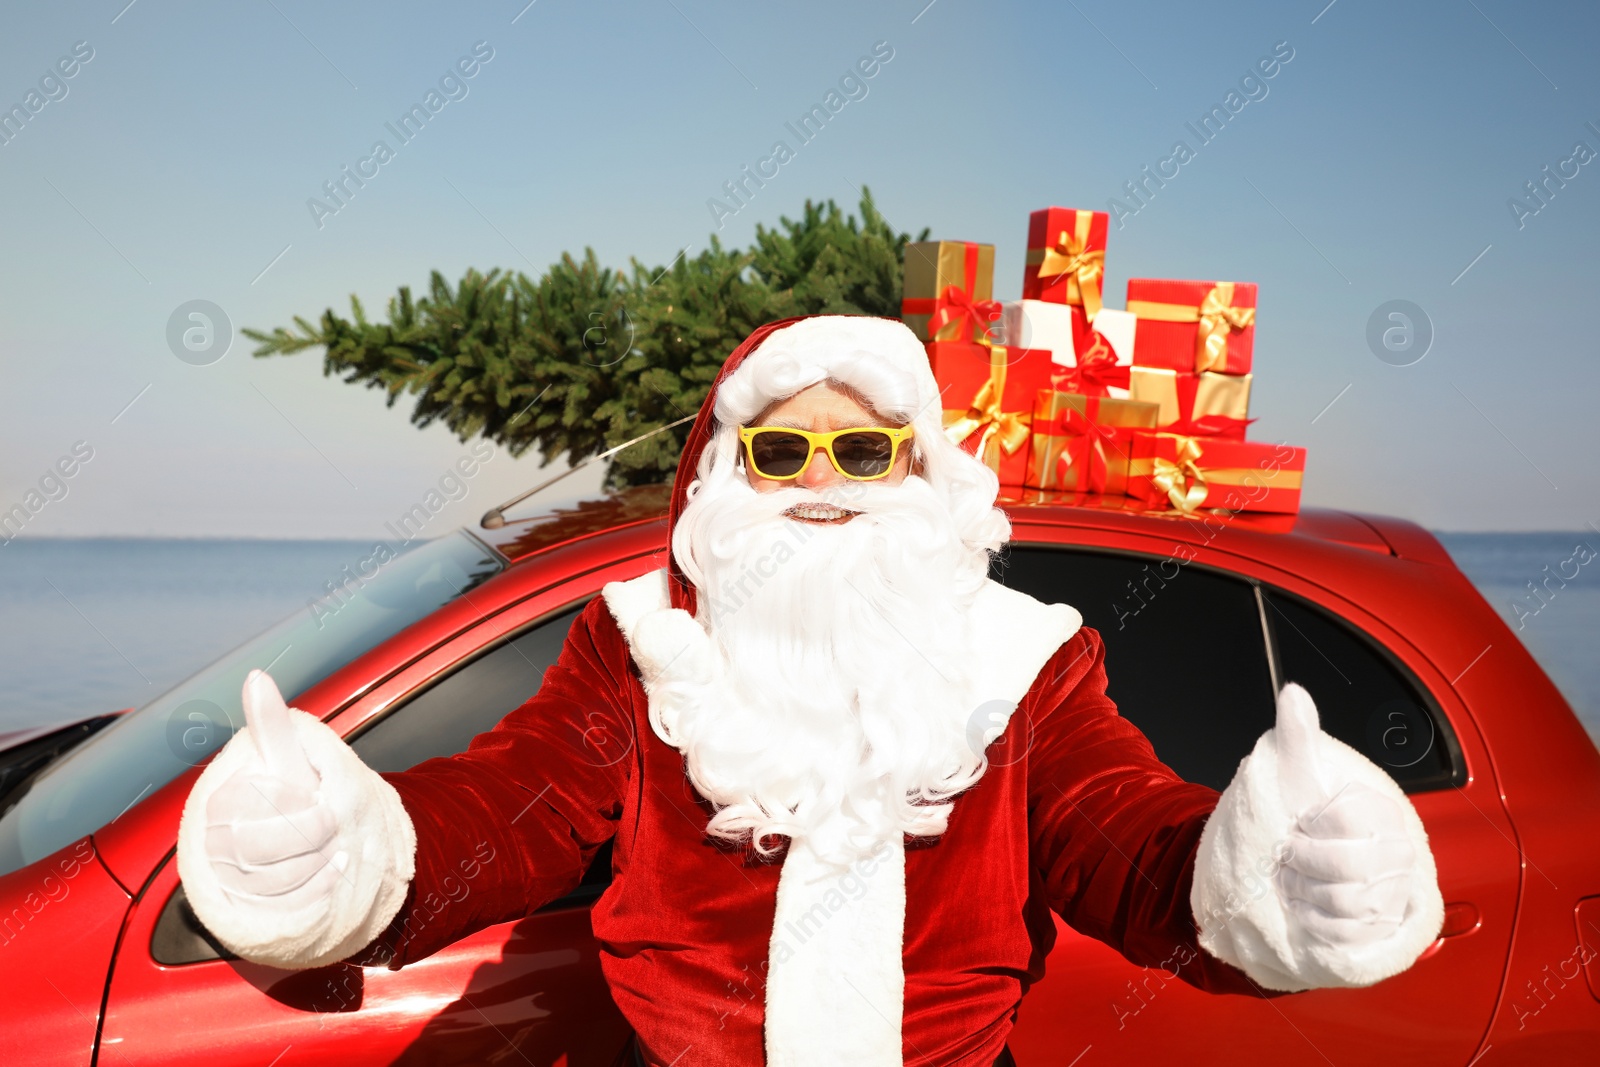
xmin=472 ymin=483 xmax=1454 ymax=569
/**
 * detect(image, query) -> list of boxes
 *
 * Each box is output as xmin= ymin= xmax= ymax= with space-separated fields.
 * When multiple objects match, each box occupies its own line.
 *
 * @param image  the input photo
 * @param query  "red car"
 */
xmin=2 ymin=487 xmax=1598 ymax=1066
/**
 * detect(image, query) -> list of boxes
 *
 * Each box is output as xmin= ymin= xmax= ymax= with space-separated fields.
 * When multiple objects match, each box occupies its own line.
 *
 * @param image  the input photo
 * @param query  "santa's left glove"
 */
xmin=1190 ymin=684 xmax=1444 ymax=991
xmin=1274 ymin=685 xmax=1418 ymax=952
xmin=177 ymin=670 xmax=416 ymax=970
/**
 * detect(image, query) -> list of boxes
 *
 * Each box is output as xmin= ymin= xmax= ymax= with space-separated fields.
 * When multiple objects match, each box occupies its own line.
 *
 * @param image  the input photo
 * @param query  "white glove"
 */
xmin=1274 ymin=683 xmax=1417 ymax=951
xmin=203 ymin=670 xmax=345 ymax=908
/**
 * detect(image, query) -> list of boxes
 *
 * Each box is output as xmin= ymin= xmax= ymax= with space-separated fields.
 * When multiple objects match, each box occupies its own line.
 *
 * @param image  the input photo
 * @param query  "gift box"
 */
xmin=1004 ymin=301 xmax=1138 ymax=400
xmin=1023 ymin=207 xmax=1108 ymax=315
xmin=902 ymin=241 xmax=999 ymax=344
xmin=1000 ymin=299 xmax=1079 ymax=360
xmin=1024 ymin=391 xmax=1158 ymax=494
xmin=1126 ymin=279 xmax=1257 ymax=376
xmin=1013 ymin=487 xmax=1162 ymax=511
xmin=1082 ymin=307 xmax=1136 ymax=365
xmin=1128 ymin=433 xmax=1306 ymax=515
xmin=1050 ymin=307 xmax=1138 ymax=399
xmin=1128 ymin=366 xmax=1251 ymax=440
xmin=930 ymin=341 xmax=1054 ymax=485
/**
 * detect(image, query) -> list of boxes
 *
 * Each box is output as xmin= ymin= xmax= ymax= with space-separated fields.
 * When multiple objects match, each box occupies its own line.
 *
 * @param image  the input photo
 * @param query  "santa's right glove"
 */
xmin=203 ymin=670 xmax=343 ymax=904
xmin=177 ymin=670 xmax=415 ymax=969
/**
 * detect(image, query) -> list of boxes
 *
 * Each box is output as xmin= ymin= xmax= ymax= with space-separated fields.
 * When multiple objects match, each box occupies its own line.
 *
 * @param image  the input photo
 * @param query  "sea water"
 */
xmin=1 ymin=534 xmax=1596 ymax=747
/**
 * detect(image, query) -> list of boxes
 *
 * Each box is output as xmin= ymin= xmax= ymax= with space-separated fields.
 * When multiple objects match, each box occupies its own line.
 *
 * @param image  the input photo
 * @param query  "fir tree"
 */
xmin=245 ymin=189 xmax=927 ymax=487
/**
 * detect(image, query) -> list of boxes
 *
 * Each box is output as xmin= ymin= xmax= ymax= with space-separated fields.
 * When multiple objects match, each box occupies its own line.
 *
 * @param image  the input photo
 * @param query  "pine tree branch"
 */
xmin=248 ymin=190 xmax=925 ymax=486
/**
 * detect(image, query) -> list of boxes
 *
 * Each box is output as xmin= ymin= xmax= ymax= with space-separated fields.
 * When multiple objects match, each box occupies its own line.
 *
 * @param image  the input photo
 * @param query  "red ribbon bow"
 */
xmin=1049 ymin=405 xmax=1123 ymax=494
xmin=1053 ymin=335 xmax=1130 ymax=398
xmin=927 ymin=284 xmax=1002 ymax=345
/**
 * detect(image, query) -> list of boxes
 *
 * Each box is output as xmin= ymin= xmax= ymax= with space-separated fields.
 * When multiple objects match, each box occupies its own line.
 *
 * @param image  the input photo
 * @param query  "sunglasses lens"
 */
xmin=832 ymin=431 xmax=895 ymax=478
xmin=749 ymin=431 xmax=811 ymax=478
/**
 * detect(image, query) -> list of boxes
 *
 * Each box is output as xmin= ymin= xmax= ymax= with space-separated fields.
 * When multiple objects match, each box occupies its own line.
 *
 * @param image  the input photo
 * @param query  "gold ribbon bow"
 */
xmin=1149 ymin=435 xmax=1209 ymax=513
xmin=1195 ymin=282 xmax=1255 ymax=374
xmin=1034 ymin=211 xmax=1104 ymax=319
xmin=944 ymin=347 xmax=1032 ymax=468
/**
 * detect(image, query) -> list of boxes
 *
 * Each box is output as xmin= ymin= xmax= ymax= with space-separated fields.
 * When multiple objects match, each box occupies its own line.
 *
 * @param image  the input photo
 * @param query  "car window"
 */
xmin=0 ymin=532 xmax=504 ymax=878
xmin=990 ymin=545 xmax=1276 ymax=791
xmin=348 ymin=601 xmax=612 ymax=910
xmin=349 ymin=603 xmax=586 ymax=773
xmin=989 ymin=544 xmax=1458 ymax=795
xmin=1263 ymin=589 xmax=1457 ymax=791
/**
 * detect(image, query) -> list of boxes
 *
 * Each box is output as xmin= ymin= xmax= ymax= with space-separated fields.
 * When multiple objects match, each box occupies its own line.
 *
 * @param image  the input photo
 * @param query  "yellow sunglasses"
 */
xmin=738 ymin=425 xmax=915 ymax=481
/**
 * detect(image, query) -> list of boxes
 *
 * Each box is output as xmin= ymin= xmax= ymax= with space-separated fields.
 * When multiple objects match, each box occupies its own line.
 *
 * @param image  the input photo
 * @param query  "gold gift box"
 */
xmin=901 ymin=241 xmax=996 ymax=342
xmin=1128 ymin=366 xmax=1251 ymax=437
xmin=1025 ymin=391 xmax=1158 ymax=494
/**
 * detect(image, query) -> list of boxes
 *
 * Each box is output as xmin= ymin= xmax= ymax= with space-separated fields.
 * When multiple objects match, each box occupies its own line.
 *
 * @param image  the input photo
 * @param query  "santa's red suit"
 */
xmin=178 ymin=316 xmax=1445 ymax=1067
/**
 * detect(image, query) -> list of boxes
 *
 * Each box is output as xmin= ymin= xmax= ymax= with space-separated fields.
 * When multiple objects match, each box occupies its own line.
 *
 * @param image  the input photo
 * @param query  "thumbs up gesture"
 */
xmin=1273 ymin=683 xmax=1417 ymax=951
xmin=203 ymin=670 xmax=344 ymax=905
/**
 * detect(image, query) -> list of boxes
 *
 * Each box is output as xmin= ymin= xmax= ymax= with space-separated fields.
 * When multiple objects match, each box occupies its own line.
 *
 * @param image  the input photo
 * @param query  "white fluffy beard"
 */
xmin=663 ymin=472 xmax=994 ymax=868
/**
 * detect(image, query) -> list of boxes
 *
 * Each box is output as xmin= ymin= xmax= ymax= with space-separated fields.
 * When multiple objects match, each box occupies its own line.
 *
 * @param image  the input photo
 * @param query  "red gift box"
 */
xmin=930 ymin=341 xmax=1054 ymax=486
xmin=1012 ymin=487 xmax=1164 ymax=511
xmin=1023 ymin=208 xmax=1108 ymax=318
xmin=1024 ymin=392 xmax=1158 ymax=494
xmin=1128 ymin=432 xmax=1305 ymax=515
xmin=1127 ymin=279 xmax=1257 ymax=376
xmin=901 ymin=241 xmax=999 ymax=343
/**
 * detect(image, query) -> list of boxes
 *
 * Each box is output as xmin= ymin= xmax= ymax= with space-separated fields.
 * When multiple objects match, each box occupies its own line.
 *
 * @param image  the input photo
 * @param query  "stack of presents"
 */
xmin=901 ymin=206 xmax=1306 ymax=517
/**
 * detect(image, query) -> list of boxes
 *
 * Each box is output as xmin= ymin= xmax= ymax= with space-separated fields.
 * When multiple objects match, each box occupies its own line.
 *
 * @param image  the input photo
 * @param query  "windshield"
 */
xmin=0 ymin=532 xmax=503 ymax=876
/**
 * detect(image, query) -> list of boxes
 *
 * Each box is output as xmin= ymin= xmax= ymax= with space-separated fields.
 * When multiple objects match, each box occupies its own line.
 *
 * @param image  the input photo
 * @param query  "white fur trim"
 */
xmin=713 ymin=316 xmax=940 ymax=428
xmin=968 ymin=579 xmax=1082 ymax=707
xmin=602 ymin=571 xmax=714 ymax=746
xmin=601 ymin=568 xmax=703 ymax=695
xmin=177 ymin=710 xmax=416 ymax=969
xmin=600 ymin=567 xmax=671 ymax=641
xmin=765 ymin=835 xmax=907 ymax=1066
xmin=604 ymin=568 xmax=1078 ymax=1064
xmin=1190 ymin=725 xmax=1445 ymax=991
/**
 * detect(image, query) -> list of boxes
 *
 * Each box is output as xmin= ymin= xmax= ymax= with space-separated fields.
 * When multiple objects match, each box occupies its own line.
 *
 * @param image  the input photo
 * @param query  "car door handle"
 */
xmin=1440 ymin=902 xmax=1481 ymax=939
xmin=1417 ymin=902 xmax=1480 ymax=961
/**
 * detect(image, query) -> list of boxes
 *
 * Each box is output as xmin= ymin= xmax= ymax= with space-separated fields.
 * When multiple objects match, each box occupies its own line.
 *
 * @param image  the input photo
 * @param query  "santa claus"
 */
xmin=177 ymin=316 xmax=1444 ymax=1066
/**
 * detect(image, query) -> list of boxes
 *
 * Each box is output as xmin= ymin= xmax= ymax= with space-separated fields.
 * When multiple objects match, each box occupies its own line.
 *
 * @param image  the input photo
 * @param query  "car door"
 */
xmin=98 ymin=570 xmax=644 ymax=1067
xmin=997 ymin=543 xmax=1518 ymax=1067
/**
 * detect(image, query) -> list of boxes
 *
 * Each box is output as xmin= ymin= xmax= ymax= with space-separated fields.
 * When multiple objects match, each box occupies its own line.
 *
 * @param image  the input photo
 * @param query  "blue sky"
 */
xmin=1 ymin=0 xmax=1596 ymax=536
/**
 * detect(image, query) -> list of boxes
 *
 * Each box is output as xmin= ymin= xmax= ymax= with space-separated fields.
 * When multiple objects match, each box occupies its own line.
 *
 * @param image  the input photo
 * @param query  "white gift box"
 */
xmin=1000 ymin=300 xmax=1078 ymax=363
xmin=1088 ymin=307 xmax=1137 ymax=367
xmin=1067 ymin=307 xmax=1138 ymax=400
xmin=1001 ymin=301 xmax=1137 ymax=365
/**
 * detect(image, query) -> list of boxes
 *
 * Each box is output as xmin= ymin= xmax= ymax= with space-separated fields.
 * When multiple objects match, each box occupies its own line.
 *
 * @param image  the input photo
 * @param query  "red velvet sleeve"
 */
xmin=1025 ymin=626 xmax=1263 ymax=996
xmin=359 ymin=596 xmax=636 ymax=968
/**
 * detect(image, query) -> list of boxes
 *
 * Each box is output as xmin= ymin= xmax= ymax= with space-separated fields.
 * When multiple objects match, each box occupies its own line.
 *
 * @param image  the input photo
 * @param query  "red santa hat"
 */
xmin=665 ymin=313 xmax=957 ymax=616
